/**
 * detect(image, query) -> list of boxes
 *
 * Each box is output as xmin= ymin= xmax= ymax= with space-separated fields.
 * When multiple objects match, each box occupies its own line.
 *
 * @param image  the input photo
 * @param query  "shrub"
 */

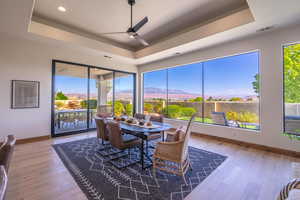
xmin=114 ymin=101 xmax=125 ymax=116
xmin=226 ymin=111 xmax=239 ymax=121
xmin=55 ymin=101 xmax=65 ymax=110
xmin=154 ymin=102 xmax=163 ymax=113
xmin=237 ymin=111 xmax=258 ymax=123
xmin=144 ymin=103 xmax=154 ymax=113
xmin=80 ymin=99 xmax=97 ymax=109
xmin=125 ymin=104 xmax=133 ymax=116
xmin=164 ymin=105 xmax=181 ymax=118
xmin=181 ymin=107 xmax=196 ymax=117
xmin=226 ymin=111 xmax=258 ymax=123
xmin=67 ymin=101 xmax=80 ymax=109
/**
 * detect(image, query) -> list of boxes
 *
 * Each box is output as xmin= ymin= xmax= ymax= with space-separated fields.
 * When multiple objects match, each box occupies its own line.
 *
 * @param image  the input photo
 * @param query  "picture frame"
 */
xmin=11 ymin=80 xmax=40 ymax=109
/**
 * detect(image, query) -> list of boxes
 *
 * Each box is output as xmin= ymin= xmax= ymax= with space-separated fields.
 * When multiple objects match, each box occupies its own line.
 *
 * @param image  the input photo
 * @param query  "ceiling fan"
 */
xmin=100 ymin=0 xmax=149 ymax=46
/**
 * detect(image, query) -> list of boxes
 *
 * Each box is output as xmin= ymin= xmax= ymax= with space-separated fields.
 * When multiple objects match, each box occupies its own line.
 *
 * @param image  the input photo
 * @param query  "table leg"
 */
xmin=162 ymin=131 xmax=165 ymax=142
xmin=140 ymin=139 xmax=144 ymax=169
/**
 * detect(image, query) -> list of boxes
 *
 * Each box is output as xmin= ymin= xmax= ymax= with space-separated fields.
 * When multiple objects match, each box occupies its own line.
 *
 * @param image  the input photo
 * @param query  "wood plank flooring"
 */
xmin=5 ymin=131 xmax=300 ymax=200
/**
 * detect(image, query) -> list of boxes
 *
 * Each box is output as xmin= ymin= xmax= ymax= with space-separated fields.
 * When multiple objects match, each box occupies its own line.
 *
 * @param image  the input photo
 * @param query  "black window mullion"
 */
xmin=87 ymin=67 xmax=90 ymax=129
xmin=166 ymin=69 xmax=169 ymax=118
xmin=112 ymin=72 xmax=115 ymax=116
xmin=202 ymin=62 xmax=205 ymax=124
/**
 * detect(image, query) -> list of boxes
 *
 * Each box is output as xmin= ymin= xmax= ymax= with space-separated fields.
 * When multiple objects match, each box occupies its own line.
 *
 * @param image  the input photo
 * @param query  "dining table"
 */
xmin=114 ymin=120 xmax=172 ymax=170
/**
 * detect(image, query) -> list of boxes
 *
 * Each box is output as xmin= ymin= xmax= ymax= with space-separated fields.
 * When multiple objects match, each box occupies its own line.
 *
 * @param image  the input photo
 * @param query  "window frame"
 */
xmin=282 ymin=42 xmax=300 ymax=136
xmin=142 ymin=50 xmax=261 ymax=131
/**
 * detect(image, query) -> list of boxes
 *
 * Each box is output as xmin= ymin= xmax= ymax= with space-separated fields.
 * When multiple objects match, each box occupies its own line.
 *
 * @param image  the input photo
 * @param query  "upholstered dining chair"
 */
xmin=152 ymin=114 xmax=196 ymax=185
xmin=95 ymin=117 xmax=109 ymax=145
xmin=0 ymin=166 xmax=7 ymax=200
xmin=106 ymin=121 xmax=141 ymax=168
xmin=97 ymin=112 xmax=113 ymax=118
xmin=0 ymin=135 xmax=16 ymax=173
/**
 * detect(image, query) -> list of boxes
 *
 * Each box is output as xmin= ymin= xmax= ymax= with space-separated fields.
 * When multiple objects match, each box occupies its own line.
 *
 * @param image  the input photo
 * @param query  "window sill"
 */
xmin=163 ymin=117 xmax=261 ymax=134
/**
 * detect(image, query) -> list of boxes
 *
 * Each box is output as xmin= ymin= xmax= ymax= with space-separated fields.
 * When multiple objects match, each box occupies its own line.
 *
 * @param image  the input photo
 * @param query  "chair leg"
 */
xmin=182 ymin=174 xmax=188 ymax=185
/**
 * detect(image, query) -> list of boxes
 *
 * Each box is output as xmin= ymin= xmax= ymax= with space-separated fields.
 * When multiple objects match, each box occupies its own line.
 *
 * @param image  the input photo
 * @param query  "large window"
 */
xmin=143 ymin=51 xmax=260 ymax=130
xmin=52 ymin=61 xmax=136 ymax=136
xmin=143 ymin=69 xmax=167 ymax=116
xmin=284 ymin=43 xmax=300 ymax=135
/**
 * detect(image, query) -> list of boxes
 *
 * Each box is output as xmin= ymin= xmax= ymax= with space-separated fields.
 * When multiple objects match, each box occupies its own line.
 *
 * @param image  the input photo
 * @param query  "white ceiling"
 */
xmin=1 ymin=0 xmax=300 ymax=66
xmin=33 ymin=0 xmax=247 ymax=50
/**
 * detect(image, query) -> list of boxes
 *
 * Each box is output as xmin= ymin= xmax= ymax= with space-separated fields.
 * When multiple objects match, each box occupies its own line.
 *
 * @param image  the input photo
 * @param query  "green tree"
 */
xmin=229 ymin=97 xmax=243 ymax=101
xmin=252 ymin=74 xmax=260 ymax=96
xmin=189 ymin=97 xmax=203 ymax=102
xmin=284 ymin=44 xmax=300 ymax=103
xmin=55 ymin=91 xmax=68 ymax=100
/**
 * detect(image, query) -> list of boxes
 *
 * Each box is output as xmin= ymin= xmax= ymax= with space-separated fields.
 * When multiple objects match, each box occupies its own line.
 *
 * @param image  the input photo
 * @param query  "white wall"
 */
xmin=138 ymin=25 xmax=300 ymax=152
xmin=0 ymin=33 xmax=137 ymax=140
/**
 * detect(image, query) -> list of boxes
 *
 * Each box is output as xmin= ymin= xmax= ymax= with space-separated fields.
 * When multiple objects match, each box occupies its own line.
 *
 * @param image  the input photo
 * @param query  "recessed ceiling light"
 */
xmin=58 ymin=6 xmax=66 ymax=12
xmin=104 ymin=55 xmax=112 ymax=59
xmin=257 ymin=26 xmax=275 ymax=33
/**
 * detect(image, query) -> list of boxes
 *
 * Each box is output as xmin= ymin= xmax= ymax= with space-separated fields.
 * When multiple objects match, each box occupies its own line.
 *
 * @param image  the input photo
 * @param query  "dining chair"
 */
xmin=97 ymin=112 xmax=113 ymax=118
xmin=0 ymin=135 xmax=16 ymax=172
xmin=0 ymin=166 xmax=7 ymax=200
xmin=152 ymin=114 xmax=196 ymax=185
xmin=95 ymin=117 xmax=109 ymax=146
xmin=106 ymin=121 xmax=141 ymax=169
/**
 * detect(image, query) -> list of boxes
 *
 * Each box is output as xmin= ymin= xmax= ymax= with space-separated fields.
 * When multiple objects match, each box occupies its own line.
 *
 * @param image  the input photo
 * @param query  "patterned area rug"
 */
xmin=53 ymin=138 xmax=226 ymax=200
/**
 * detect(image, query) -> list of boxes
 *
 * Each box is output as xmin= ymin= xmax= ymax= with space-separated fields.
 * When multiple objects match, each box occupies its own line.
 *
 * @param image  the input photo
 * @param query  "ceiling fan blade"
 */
xmin=133 ymin=34 xmax=149 ymax=46
xmin=132 ymin=17 xmax=148 ymax=32
xmin=99 ymin=32 xmax=128 ymax=35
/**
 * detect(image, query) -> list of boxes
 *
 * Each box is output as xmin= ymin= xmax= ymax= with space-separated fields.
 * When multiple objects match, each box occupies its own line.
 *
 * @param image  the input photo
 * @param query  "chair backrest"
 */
xmin=0 ymin=135 xmax=16 ymax=172
xmin=134 ymin=113 xmax=145 ymax=120
xmin=106 ymin=121 xmax=124 ymax=149
xmin=150 ymin=114 xmax=163 ymax=123
xmin=181 ymin=114 xmax=196 ymax=162
xmin=211 ymin=112 xmax=228 ymax=126
xmin=97 ymin=112 xmax=112 ymax=118
xmin=0 ymin=166 xmax=7 ymax=200
xmin=95 ymin=118 xmax=109 ymax=141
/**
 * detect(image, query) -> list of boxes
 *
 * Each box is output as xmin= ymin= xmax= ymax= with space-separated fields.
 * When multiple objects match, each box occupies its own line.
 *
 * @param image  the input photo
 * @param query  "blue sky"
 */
xmin=144 ymin=51 xmax=259 ymax=97
xmin=55 ymin=51 xmax=259 ymax=97
xmin=55 ymin=73 xmax=133 ymax=94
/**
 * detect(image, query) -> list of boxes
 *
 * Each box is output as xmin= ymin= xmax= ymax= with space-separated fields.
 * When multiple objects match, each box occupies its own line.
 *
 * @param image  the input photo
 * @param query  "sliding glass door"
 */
xmin=89 ymin=68 xmax=114 ymax=129
xmin=52 ymin=61 xmax=135 ymax=137
xmin=54 ymin=63 xmax=88 ymax=134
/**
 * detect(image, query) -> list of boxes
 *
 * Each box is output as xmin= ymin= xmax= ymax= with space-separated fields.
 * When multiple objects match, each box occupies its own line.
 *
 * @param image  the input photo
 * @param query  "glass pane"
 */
xmin=167 ymin=63 xmax=203 ymax=122
xmin=284 ymin=44 xmax=300 ymax=135
xmin=89 ymin=68 xmax=114 ymax=128
xmin=54 ymin=63 xmax=88 ymax=134
xmin=114 ymin=72 xmax=134 ymax=117
xmin=143 ymin=69 xmax=167 ymax=116
xmin=204 ymin=52 xmax=260 ymax=130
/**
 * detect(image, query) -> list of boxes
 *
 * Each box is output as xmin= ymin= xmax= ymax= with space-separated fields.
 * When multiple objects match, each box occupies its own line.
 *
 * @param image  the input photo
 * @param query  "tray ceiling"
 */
xmin=33 ymin=0 xmax=248 ymax=51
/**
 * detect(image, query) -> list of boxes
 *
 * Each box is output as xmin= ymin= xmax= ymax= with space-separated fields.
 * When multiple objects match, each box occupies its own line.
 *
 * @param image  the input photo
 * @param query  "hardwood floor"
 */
xmin=6 ymin=131 xmax=300 ymax=200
